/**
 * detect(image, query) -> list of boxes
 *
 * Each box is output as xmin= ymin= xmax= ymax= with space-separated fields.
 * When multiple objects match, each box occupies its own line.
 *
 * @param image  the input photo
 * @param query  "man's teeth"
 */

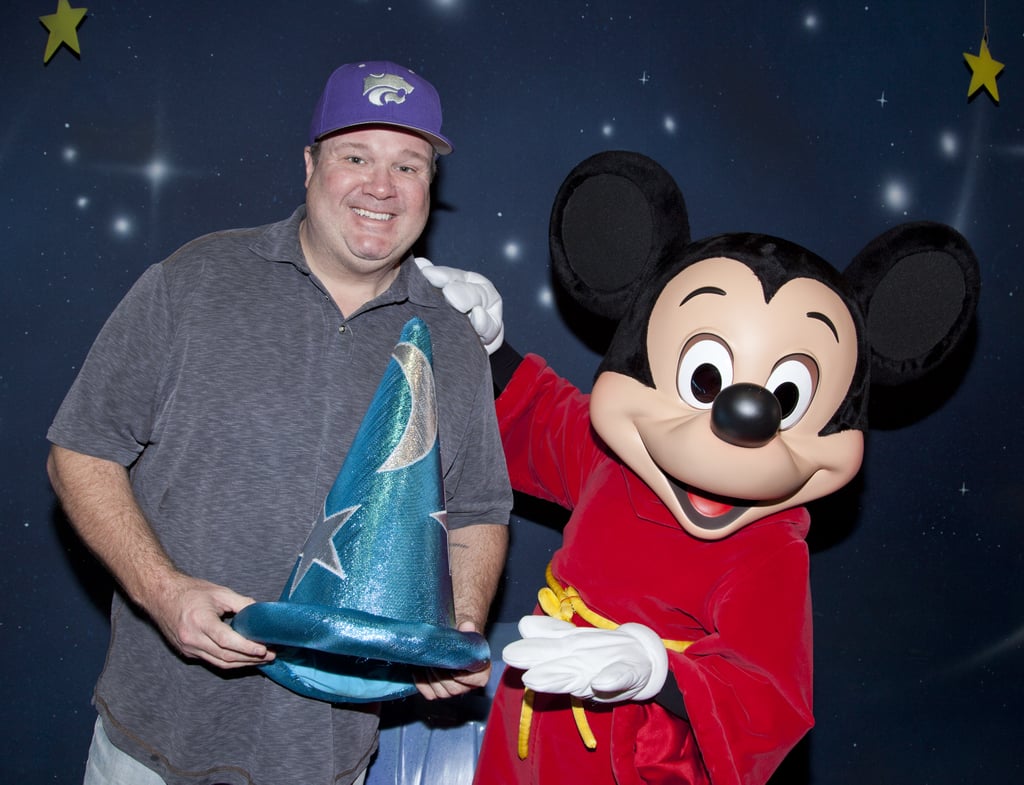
xmin=353 ymin=207 xmax=393 ymax=221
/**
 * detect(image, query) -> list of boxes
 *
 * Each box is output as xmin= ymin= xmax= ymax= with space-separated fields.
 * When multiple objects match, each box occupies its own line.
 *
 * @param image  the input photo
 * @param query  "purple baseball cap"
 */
xmin=309 ymin=61 xmax=453 ymax=155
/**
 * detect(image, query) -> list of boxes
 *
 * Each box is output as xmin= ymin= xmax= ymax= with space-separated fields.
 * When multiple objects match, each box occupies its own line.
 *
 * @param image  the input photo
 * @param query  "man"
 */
xmin=46 ymin=60 xmax=511 ymax=785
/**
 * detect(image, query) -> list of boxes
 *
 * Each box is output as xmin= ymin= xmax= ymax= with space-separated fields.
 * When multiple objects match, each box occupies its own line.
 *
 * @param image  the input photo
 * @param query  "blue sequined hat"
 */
xmin=232 ymin=318 xmax=489 ymax=703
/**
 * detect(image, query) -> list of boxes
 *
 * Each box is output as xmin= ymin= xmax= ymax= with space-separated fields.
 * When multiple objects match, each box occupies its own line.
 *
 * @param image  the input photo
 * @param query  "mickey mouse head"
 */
xmin=550 ymin=151 xmax=980 ymax=540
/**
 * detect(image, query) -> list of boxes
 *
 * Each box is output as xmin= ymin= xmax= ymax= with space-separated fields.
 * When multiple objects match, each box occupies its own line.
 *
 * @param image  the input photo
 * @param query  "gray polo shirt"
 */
xmin=48 ymin=206 xmax=511 ymax=785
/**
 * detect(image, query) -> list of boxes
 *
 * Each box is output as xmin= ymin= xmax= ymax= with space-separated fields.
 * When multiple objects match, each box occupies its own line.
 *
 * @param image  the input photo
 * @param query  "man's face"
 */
xmin=302 ymin=126 xmax=433 ymax=280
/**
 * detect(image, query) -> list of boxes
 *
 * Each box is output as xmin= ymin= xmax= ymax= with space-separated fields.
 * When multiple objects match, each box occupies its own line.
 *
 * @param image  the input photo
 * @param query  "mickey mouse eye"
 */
xmin=677 ymin=336 xmax=733 ymax=408
xmin=765 ymin=356 xmax=818 ymax=429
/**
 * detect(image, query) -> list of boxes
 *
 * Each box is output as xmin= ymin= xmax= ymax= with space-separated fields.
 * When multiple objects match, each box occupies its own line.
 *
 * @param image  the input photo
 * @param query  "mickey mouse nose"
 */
xmin=710 ymin=383 xmax=782 ymax=448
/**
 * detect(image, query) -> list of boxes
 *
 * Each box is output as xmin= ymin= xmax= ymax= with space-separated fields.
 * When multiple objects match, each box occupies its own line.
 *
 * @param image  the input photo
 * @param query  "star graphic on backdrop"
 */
xmin=963 ymin=37 xmax=1004 ymax=103
xmin=877 ymin=91 xmax=888 ymax=107
xmin=289 ymin=505 xmax=358 ymax=596
xmin=40 ymin=0 xmax=88 ymax=64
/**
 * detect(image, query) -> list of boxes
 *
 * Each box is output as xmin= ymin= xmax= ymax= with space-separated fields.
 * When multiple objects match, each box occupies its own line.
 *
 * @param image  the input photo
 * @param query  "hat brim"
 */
xmin=314 ymin=120 xmax=453 ymax=155
xmin=232 ymin=601 xmax=489 ymax=703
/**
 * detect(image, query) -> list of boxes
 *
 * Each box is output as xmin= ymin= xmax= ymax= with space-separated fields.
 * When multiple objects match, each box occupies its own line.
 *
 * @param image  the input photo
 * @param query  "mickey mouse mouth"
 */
xmin=666 ymin=475 xmax=749 ymax=531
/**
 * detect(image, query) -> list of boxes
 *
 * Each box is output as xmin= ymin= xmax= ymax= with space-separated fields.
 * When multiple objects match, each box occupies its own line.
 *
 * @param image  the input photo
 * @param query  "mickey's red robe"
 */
xmin=474 ymin=355 xmax=814 ymax=785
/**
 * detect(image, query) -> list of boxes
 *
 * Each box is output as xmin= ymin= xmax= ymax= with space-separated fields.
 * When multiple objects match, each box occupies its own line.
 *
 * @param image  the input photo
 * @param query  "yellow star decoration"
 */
xmin=40 ymin=0 xmax=88 ymax=64
xmin=963 ymin=36 xmax=1004 ymax=103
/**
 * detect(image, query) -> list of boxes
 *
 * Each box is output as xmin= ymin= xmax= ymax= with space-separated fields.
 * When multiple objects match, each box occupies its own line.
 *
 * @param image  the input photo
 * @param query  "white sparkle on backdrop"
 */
xmin=883 ymin=180 xmax=910 ymax=213
xmin=112 ymin=215 xmax=134 ymax=237
xmin=940 ymin=131 xmax=959 ymax=158
xmin=537 ymin=285 xmax=554 ymax=308
xmin=146 ymin=159 xmax=170 ymax=186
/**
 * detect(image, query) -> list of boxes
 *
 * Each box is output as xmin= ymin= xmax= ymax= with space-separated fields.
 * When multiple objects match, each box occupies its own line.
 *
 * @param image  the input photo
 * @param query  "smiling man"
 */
xmin=46 ymin=61 xmax=511 ymax=785
xmin=301 ymin=128 xmax=433 ymax=308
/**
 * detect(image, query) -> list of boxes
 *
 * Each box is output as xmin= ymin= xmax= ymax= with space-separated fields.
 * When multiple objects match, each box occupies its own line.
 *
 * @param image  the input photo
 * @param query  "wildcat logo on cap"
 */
xmin=363 ymin=72 xmax=415 ymax=106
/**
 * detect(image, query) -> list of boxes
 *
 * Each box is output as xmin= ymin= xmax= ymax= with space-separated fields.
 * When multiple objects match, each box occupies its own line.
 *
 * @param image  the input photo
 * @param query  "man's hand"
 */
xmin=502 ymin=616 xmax=668 ymax=703
xmin=414 ymin=621 xmax=492 ymax=700
xmin=47 ymin=446 xmax=274 ymax=672
xmin=146 ymin=572 xmax=275 ymax=670
xmin=414 ymin=257 xmax=504 ymax=354
xmin=414 ymin=523 xmax=506 ymax=700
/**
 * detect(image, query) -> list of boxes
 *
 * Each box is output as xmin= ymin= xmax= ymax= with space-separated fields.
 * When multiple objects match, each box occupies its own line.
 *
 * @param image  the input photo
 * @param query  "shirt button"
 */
xmin=338 ymin=325 xmax=346 ymax=334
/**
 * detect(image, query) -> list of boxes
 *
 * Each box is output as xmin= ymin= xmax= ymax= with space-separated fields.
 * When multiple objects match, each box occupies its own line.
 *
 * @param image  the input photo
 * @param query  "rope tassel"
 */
xmin=516 ymin=563 xmax=693 ymax=758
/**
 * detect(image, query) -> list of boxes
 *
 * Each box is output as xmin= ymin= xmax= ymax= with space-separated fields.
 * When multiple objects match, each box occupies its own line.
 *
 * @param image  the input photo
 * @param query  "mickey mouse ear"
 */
xmin=549 ymin=151 xmax=690 ymax=321
xmin=845 ymin=221 xmax=980 ymax=386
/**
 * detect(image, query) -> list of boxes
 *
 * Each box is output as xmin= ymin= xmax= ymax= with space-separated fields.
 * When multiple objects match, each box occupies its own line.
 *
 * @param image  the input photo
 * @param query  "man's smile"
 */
xmin=352 ymin=207 xmax=395 ymax=221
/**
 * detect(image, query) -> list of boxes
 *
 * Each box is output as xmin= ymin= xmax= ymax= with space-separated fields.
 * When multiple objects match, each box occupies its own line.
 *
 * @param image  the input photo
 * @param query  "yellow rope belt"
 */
xmin=516 ymin=563 xmax=693 ymax=759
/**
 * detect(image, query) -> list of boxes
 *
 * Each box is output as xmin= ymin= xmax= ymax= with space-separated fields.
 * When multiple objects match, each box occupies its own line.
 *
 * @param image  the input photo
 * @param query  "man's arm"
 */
xmin=449 ymin=522 xmax=508 ymax=631
xmin=46 ymin=444 xmax=274 ymax=669
xmin=415 ymin=522 xmax=508 ymax=699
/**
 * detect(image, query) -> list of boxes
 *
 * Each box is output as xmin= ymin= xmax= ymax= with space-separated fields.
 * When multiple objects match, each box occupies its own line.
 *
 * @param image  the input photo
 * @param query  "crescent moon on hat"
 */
xmin=379 ymin=341 xmax=437 ymax=472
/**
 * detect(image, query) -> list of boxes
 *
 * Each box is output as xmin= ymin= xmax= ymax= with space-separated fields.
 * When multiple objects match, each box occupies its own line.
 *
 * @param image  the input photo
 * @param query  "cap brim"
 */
xmin=314 ymin=121 xmax=453 ymax=155
xmin=232 ymin=601 xmax=489 ymax=703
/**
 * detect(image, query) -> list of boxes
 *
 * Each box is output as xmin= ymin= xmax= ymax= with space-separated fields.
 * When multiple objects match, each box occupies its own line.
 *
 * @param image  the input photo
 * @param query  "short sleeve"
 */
xmin=47 ymin=264 xmax=173 ymax=467
xmin=442 ymin=347 xmax=512 ymax=530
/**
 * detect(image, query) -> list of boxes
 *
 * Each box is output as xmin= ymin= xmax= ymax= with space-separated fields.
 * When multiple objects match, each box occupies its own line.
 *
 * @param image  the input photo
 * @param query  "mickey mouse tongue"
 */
xmin=687 ymin=492 xmax=734 ymax=518
xmin=667 ymin=475 xmax=747 ymax=531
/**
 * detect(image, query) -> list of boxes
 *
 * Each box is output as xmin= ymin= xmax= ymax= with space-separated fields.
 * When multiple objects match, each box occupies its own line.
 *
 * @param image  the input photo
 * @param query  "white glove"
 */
xmin=414 ymin=257 xmax=504 ymax=355
xmin=502 ymin=616 xmax=668 ymax=703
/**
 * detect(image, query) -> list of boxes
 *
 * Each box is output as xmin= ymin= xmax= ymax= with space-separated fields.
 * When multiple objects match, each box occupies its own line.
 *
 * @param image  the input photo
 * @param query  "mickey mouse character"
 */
xmin=424 ymin=150 xmax=979 ymax=785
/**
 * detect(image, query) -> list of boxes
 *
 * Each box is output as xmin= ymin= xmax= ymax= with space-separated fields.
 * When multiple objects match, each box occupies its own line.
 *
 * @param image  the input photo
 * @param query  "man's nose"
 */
xmin=364 ymin=165 xmax=396 ymax=197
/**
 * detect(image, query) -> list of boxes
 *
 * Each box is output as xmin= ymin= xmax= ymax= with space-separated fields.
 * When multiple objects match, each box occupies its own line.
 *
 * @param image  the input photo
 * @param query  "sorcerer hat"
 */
xmin=308 ymin=60 xmax=453 ymax=154
xmin=232 ymin=317 xmax=488 ymax=703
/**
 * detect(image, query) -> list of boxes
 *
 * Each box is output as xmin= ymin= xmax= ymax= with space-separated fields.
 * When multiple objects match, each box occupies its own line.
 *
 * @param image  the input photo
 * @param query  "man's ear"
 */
xmin=303 ymin=145 xmax=317 ymax=188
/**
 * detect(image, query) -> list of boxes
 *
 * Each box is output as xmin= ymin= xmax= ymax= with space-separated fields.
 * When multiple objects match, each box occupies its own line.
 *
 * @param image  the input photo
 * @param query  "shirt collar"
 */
xmin=249 ymin=204 xmax=442 ymax=310
xmin=249 ymin=205 xmax=310 ymax=272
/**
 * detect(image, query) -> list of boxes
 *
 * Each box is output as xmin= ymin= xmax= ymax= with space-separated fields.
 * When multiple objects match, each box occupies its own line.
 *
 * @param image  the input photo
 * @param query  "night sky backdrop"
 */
xmin=3 ymin=2 xmax=1022 ymax=783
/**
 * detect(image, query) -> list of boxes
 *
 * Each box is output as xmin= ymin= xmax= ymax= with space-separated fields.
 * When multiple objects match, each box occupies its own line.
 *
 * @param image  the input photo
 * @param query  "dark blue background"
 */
xmin=3 ymin=2 xmax=1021 ymax=782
